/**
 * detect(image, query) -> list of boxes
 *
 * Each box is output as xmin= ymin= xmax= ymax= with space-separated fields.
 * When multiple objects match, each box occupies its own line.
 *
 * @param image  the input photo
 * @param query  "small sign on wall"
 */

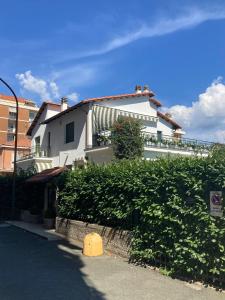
xmin=210 ymin=191 xmax=223 ymax=217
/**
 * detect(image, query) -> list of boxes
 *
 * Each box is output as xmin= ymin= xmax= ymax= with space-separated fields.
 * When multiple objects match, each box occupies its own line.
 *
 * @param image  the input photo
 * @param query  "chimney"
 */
xmin=61 ymin=96 xmax=68 ymax=111
xmin=135 ymin=85 xmax=142 ymax=94
xmin=143 ymin=85 xmax=151 ymax=93
xmin=165 ymin=112 xmax=172 ymax=119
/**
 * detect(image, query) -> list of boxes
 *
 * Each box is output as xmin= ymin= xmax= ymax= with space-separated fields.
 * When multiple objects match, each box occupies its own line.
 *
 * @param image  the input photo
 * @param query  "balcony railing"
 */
xmin=92 ymin=131 xmax=215 ymax=153
xmin=143 ymin=132 xmax=214 ymax=153
xmin=17 ymin=146 xmax=51 ymax=161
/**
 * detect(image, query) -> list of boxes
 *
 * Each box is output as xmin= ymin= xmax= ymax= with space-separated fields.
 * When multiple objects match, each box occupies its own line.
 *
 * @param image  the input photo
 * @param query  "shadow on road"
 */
xmin=0 ymin=225 xmax=106 ymax=300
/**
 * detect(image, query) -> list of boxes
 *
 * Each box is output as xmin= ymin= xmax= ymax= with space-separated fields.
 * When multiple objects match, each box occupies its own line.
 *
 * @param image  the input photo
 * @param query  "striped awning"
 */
xmin=92 ymin=104 xmax=158 ymax=133
xmin=35 ymin=161 xmax=52 ymax=173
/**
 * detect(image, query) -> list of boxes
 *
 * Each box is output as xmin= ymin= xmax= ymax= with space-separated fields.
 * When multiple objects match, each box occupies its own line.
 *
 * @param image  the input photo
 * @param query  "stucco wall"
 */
xmin=157 ymin=117 xmax=174 ymax=136
xmin=98 ymin=95 xmax=157 ymax=117
xmin=97 ymin=96 xmax=173 ymax=136
xmin=31 ymin=105 xmax=60 ymax=150
xmin=46 ymin=105 xmax=88 ymax=167
xmin=56 ymin=217 xmax=132 ymax=258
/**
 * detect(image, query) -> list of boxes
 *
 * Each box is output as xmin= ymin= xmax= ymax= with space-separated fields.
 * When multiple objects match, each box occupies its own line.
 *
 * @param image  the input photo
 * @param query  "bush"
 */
xmin=111 ymin=116 xmax=144 ymax=159
xmin=57 ymin=155 xmax=225 ymax=284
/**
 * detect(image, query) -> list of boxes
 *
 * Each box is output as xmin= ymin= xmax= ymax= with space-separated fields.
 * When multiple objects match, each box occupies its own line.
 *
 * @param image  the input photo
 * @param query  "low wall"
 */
xmin=56 ymin=217 xmax=132 ymax=258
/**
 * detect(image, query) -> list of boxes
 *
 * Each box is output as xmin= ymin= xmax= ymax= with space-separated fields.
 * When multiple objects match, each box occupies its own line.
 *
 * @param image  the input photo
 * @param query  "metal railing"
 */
xmin=143 ymin=132 xmax=215 ymax=153
xmin=16 ymin=146 xmax=51 ymax=161
xmin=92 ymin=131 xmax=215 ymax=153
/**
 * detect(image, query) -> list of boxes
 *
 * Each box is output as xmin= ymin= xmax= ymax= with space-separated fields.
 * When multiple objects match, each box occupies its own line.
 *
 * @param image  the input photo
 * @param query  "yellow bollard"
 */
xmin=83 ymin=232 xmax=103 ymax=256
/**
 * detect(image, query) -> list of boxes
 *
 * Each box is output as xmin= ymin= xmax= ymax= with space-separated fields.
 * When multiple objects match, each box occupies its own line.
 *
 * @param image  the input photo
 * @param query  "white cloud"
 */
xmin=49 ymin=81 xmax=60 ymax=98
xmin=67 ymin=92 xmax=79 ymax=103
xmin=59 ymin=7 xmax=225 ymax=61
xmin=163 ymin=78 xmax=225 ymax=142
xmin=16 ymin=71 xmax=60 ymax=100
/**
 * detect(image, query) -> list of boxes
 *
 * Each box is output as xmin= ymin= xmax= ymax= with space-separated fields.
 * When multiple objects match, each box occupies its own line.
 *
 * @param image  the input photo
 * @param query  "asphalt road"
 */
xmin=0 ymin=224 xmax=224 ymax=300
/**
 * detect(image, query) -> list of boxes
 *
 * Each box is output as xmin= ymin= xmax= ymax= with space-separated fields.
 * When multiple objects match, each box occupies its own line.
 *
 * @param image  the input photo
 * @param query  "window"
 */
xmin=29 ymin=111 xmax=36 ymax=122
xmin=65 ymin=122 xmax=74 ymax=144
xmin=35 ymin=136 xmax=41 ymax=154
xmin=8 ymin=121 xmax=16 ymax=133
xmin=48 ymin=132 xmax=51 ymax=148
xmin=7 ymin=134 xmax=15 ymax=142
xmin=9 ymin=111 xmax=17 ymax=120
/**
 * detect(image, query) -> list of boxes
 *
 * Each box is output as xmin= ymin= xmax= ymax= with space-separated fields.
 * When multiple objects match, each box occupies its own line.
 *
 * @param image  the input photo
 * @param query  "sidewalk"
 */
xmin=6 ymin=220 xmax=63 ymax=241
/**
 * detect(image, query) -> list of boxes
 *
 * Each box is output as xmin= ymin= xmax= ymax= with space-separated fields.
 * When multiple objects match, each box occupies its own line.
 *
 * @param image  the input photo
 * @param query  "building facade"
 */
xmin=0 ymin=94 xmax=39 ymax=174
xmin=16 ymin=86 xmax=214 ymax=173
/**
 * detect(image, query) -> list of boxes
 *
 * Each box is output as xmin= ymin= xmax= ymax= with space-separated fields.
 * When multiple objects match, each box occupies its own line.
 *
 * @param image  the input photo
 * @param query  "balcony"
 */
xmin=88 ymin=131 xmax=215 ymax=156
xmin=17 ymin=146 xmax=51 ymax=160
xmin=16 ymin=146 xmax=52 ymax=173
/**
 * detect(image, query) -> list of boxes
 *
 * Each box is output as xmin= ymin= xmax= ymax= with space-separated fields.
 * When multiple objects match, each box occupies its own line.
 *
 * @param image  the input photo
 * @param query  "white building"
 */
xmin=16 ymin=86 xmax=213 ymax=172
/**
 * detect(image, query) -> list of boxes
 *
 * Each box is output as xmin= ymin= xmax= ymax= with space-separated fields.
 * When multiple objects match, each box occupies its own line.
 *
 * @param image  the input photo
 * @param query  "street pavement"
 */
xmin=0 ymin=224 xmax=224 ymax=300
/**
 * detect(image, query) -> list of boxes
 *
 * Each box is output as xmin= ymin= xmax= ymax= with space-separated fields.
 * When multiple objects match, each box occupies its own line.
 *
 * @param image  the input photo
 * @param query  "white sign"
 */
xmin=210 ymin=191 xmax=223 ymax=217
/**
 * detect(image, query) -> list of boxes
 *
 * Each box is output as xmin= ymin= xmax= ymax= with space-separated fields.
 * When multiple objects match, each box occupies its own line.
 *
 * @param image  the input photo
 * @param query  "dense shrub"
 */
xmin=58 ymin=155 xmax=225 ymax=284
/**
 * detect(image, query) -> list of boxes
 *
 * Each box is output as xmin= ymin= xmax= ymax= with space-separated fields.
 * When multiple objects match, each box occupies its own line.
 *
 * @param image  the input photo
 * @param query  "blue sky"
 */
xmin=1 ymin=0 xmax=225 ymax=140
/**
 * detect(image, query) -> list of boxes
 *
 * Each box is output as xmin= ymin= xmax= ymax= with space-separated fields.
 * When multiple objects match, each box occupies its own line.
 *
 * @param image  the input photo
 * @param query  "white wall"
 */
xmin=31 ymin=105 xmax=60 ymax=150
xmin=45 ymin=105 xmax=88 ymax=167
xmin=98 ymin=96 xmax=173 ymax=136
xmin=157 ymin=117 xmax=174 ymax=136
xmin=98 ymin=95 xmax=157 ymax=117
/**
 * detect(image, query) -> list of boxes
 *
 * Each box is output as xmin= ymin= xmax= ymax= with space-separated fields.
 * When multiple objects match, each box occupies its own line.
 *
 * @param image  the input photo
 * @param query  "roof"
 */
xmin=26 ymin=167 xmax=66 ymax=183
xmin=157 ymin=111 xmax=182 ymax=129
xmin=43 ymin=91 xmax=161 ymax=125
xmin=0 ymin=93 xmax=35 ymax=105
xmin=27 ymin=101 xmax=61 ymax=136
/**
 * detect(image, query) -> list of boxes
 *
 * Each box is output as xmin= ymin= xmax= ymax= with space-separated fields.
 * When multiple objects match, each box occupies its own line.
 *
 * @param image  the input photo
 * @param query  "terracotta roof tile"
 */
xmin=26 ymin=167 xmax=66 ymax=183
xmin=0 ymin=93 xmax=35 ymax=105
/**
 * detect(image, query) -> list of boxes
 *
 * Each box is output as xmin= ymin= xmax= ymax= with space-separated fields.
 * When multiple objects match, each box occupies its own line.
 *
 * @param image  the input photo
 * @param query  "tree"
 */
xmin=111 ymin=116 xmax=144 ymax=159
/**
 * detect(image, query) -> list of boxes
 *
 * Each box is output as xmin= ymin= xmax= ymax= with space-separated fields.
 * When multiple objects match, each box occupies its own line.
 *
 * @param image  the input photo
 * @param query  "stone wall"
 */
xmin=56 ymin=217 xmax=132 ymax=258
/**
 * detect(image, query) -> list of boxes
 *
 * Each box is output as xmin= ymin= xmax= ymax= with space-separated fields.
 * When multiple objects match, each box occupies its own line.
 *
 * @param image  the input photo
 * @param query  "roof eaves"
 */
xmin=157 ymin=111 xmax=182 ymax=129
xmin=42 ymin=92 xmax=160 ymax=125
xmin=27 ymin=101 xmax=60 ymax=136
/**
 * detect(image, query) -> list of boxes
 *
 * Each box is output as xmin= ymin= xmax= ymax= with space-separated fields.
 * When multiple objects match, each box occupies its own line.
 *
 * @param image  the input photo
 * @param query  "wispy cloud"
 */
xmin=58 ymin=7 xmax=225 ymax=61
xmin=67 ymin=92 xmax=79 ymax=103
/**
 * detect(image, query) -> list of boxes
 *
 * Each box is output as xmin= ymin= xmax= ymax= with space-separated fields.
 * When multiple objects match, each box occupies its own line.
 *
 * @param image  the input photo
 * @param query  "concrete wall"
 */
xmin=56 ymin=217 xmax=132 ymax=258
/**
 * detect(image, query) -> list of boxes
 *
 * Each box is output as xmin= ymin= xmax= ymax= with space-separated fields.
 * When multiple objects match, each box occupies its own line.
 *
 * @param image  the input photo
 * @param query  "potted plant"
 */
xmin=97 ymin=134 xmax=110 ymax=146
xmin=43 ymin=208 xmax=56 ymax=229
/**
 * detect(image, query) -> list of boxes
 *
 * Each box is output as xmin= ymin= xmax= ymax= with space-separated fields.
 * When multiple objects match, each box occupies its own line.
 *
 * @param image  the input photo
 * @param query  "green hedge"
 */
xmin=58 ymin=155 xmax=225 ymax=283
